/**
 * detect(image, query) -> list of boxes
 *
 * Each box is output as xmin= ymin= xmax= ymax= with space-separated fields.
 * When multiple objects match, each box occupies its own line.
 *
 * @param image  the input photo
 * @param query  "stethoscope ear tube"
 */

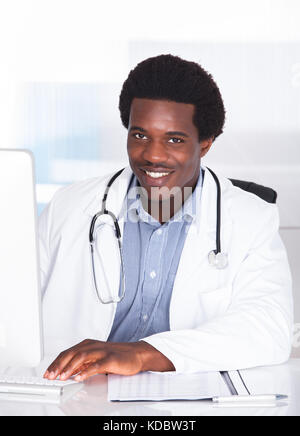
xmin=89 ymin=212 xmax=101 ymax=243
xmin=89 ymin=168 xmax=125 ymax=244
xmin=206 ymin=167 xmax=221 ymax=255
xmin=89 ymin=210 xmax=121 ymax=243
xmin=101 ymin=168 xmax=125 ymax=212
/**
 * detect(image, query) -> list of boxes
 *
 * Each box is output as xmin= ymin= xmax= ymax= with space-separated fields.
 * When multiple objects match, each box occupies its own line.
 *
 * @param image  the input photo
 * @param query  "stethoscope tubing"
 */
xmin=205 ymin=167 xmax=222 ymax=255
xmin=89 ymin=166 xmax=225 ymax=304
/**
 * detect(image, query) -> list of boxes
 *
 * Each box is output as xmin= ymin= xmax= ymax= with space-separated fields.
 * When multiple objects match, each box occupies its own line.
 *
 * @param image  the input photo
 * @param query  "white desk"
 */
xmin=1 ymin=359 xmax=300 ymax=416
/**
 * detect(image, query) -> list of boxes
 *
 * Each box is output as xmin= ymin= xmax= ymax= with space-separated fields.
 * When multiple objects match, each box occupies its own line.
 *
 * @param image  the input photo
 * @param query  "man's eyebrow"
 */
xmin=129 ymin=127 xmax=189 ymax=137
xmin=129 ymin=126 xmax=147 ymax=133
xmin=166 ymin=131 xmax=189 ymax=138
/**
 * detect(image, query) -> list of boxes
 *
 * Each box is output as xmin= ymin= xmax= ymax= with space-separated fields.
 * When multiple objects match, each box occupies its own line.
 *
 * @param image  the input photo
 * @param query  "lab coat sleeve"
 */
xmin=142 ymin=205 xmax=294 ymax=373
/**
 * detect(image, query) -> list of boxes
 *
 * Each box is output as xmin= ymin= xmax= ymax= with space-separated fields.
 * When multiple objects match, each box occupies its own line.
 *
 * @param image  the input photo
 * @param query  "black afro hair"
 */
xmin=119 ymin=54 xmax=225 ymax=141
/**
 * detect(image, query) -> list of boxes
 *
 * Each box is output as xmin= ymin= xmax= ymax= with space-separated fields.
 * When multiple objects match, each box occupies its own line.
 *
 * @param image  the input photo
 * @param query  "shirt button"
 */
xmin=156 ymin=229 xmax=162 ymax=235
xmin=150 ymin=270 xmax=156 ymax=279
xmin=143 ymin=314 xmax=148 ymax=321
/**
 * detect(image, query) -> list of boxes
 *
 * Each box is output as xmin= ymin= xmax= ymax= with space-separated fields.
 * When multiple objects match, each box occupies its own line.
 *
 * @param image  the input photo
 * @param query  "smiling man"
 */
xmin=41 ymin=54 xmax=293 ymax=382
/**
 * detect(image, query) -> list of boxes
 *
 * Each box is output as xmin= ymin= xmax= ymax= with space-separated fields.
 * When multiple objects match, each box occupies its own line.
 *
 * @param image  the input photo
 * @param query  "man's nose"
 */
xmin=142 ymin=139 xmax=169 ymax=163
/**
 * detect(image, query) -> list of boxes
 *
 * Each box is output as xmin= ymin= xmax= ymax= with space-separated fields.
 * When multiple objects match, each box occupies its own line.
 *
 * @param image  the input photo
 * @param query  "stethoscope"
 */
xmin=89 ymin=167 xmax=228 ymax=304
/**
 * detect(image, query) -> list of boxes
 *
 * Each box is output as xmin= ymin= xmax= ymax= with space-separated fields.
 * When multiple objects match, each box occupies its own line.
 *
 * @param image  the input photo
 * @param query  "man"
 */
xmin=42 ymin=54 xmax=293 ymax=382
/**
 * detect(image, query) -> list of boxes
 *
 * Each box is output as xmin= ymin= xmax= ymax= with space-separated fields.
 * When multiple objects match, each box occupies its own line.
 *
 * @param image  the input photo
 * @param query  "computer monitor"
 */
xmin=0 ymin=149 xmax=43 ymax=367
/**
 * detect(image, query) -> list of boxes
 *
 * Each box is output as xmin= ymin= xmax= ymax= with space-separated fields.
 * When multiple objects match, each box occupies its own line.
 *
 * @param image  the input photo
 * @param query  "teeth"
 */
xmin=145 ymin=171 xmax=170 ymax=178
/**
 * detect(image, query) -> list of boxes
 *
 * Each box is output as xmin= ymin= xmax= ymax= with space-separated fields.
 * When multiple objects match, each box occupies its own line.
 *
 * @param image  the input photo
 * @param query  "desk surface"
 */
xmin=1 ymin=359 xmax=300 ymax=416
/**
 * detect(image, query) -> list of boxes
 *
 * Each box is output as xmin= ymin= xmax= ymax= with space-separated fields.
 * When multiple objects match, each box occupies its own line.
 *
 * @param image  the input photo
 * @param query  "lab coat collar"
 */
xmin=82 ymin=166 xmax=133 ymax=219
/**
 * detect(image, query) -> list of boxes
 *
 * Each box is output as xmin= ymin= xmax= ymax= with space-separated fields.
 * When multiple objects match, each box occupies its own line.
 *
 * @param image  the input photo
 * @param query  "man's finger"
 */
xmin=44 ymin=344 xmax=84 ymax=379
xmin=74 ymin=358 xmax=112 ymax=381
xmin=44 ymin=340 xmax=97 ymax=379
xmin=59 ymin=349 xmax=106 ymax=380
xmin=45 ymin=352 xmax=75 ymax=379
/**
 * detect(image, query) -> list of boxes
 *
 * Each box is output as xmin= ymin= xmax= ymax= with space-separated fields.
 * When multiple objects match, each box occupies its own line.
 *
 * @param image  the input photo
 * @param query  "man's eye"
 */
xmin=168 ymin=138 xmax=183 ymax=144
xmin=134 ymin=133 xmax=147 ymax=140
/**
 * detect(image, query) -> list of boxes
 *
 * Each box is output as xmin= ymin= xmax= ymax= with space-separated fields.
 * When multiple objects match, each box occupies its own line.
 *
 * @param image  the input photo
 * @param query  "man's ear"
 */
xmin=200 ymin=137 xmax=214 ymax=158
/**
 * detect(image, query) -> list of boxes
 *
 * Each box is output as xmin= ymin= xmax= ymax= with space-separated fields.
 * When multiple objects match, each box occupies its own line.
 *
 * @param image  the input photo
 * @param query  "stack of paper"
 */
xmin=108 ymin=371 xmax=231 ymax=402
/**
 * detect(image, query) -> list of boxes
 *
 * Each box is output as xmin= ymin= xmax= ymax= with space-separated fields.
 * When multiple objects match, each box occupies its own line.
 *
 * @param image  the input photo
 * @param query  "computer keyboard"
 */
xmin=0 ymin=374 xmax=82 ymax=397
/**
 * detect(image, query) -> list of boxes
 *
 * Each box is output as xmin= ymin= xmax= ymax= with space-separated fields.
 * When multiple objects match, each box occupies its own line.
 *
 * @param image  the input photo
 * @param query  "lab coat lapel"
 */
xmin=171 ymin=168 xmax=217 ymax=291
xmin=170 ymin=167 xmax=233 ymax=326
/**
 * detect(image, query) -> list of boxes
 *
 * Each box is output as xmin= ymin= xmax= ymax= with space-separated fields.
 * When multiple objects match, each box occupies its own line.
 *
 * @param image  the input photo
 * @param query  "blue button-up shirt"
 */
xmin=107 ymin=169 xmax=203 ymax=343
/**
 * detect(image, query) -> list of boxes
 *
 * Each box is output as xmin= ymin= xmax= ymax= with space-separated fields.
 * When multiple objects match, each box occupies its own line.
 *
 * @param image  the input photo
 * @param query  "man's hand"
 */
xmin=43 ymin=339 xmax=175 ymax=381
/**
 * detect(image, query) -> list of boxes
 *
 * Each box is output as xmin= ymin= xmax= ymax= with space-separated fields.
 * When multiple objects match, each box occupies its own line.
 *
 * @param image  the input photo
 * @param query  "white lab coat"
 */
xmin=38 ymin=166 xmax=293 ymax=373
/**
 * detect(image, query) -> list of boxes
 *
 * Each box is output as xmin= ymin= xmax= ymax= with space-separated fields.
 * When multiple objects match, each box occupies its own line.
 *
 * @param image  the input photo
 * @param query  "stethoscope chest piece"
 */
xmin=208 ymin=250 xmax=228 ymax=270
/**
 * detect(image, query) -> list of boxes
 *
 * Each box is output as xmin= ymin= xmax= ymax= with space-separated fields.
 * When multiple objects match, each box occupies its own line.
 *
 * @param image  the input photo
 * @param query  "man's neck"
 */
xmin=140 ymin=186 xmax=195 ymax=224
xmin=136 ymin=169 xmax=201 ymax=224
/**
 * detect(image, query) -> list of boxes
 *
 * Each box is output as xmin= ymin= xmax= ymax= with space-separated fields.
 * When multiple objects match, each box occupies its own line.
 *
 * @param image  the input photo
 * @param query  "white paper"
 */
xmin=108 ymin=371 xmax=230 ymax=402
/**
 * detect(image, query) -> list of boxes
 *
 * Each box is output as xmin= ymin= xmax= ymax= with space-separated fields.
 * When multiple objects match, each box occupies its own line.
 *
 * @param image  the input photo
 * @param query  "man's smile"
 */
xmin=138 ymin=167 xmax=175 ymax=186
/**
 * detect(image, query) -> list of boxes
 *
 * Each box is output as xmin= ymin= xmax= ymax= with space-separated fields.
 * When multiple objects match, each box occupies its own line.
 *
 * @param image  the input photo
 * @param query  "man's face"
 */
xmin=127 ymin=98 xmax=212 ymax=201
